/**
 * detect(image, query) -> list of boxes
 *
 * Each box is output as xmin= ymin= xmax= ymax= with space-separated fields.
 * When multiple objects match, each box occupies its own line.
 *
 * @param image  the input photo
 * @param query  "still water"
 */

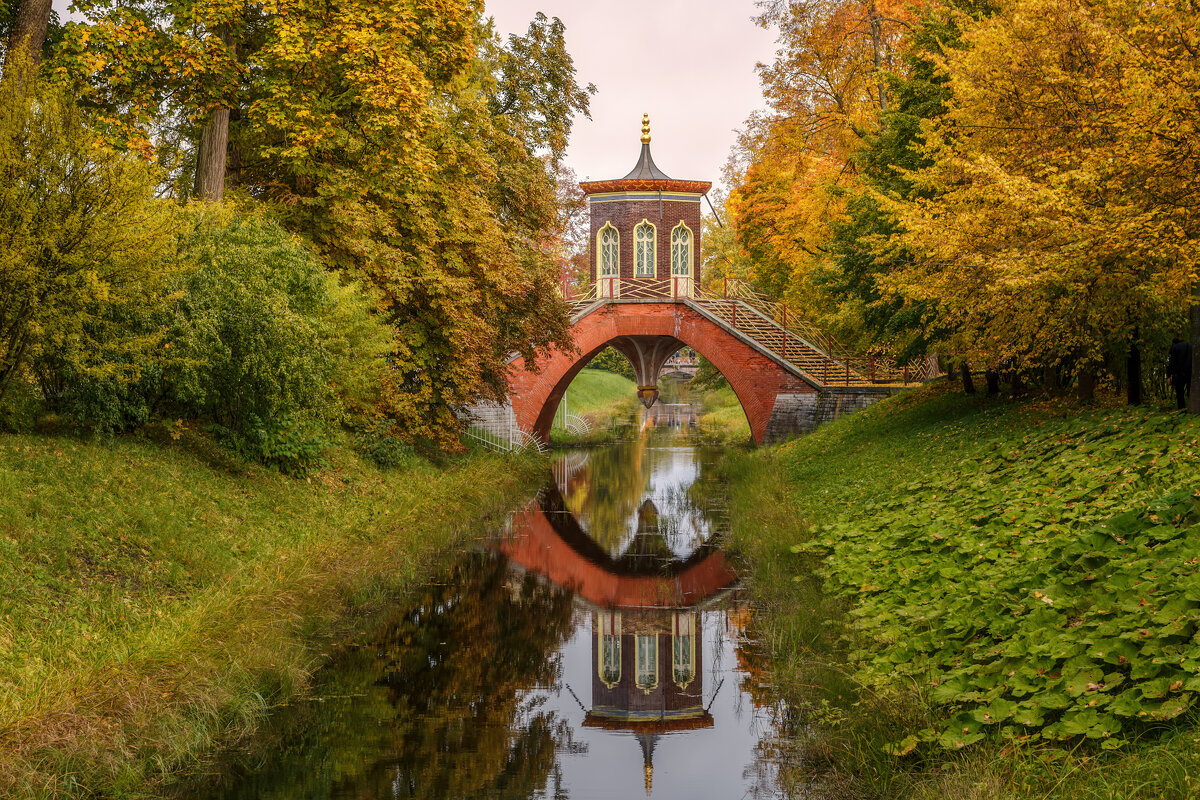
xmin=186 ymin=416 xmax=791 ymax=799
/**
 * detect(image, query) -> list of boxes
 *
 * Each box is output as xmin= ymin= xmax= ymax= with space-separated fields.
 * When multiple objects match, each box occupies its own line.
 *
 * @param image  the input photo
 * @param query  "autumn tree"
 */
xmin=728 ymin=0 xmax=916 ymax=329
xmin=884 ymin=0 xmax=1200 ymax=400
xmin=232 ymin=6 xmax=590 ymax=446
xmin=61 ymin=0 xmax=250 ymax=194
xmin=63 ymin=1 xmax=591 ymax=446
xmin=821 ymin=3 xmax=990 ymax=361
xmin=700 ymin=190 xmax=752 ymax=294
xmin=0 ymin=73 xmax=179 ymax=407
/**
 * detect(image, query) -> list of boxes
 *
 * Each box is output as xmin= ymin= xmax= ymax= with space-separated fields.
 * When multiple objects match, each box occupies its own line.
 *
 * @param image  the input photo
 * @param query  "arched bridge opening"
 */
xmin=508 ymin=302 xmax=816 ymax=445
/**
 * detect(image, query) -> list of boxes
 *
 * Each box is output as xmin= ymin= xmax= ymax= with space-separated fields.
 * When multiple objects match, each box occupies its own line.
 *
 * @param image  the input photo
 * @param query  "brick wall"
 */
xmin=762 ymin=387 xmax=899 ymax=444
xmin=589 ymin=196 xmax=703 ymax=285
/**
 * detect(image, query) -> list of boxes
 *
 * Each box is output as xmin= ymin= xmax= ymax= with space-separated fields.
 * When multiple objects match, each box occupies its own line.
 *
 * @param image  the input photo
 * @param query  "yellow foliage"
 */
xmin=885 ymin=0 xmax=1200 ymax=367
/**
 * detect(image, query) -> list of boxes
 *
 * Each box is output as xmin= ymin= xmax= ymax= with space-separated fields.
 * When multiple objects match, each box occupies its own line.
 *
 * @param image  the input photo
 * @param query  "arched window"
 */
xmin=635 ymin=634 xmax=658 ymax=691
xmin=598 ymin=223 xmax=620 ymax=298
xmin=672 ymin=612 xmax=696 ymax=689
xmin=597 ymin=611 xmax=622 ymax=687
xmin=671 ymin=223 xmax=692 ymax=277
xmin=670 ymin=222 xmax=693 ymax=297
xmin=634 ymin=221 xmax=656 ymax=277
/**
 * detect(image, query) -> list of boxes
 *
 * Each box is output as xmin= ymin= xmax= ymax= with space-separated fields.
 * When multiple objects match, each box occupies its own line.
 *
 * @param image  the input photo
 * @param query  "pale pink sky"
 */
xmin=486 ymin=0 xmax=775 ymax=191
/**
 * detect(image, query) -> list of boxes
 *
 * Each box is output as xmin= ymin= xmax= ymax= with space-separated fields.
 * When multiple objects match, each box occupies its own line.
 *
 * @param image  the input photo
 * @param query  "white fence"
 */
xmin=459 ymin=402 xmax=545 ymax=454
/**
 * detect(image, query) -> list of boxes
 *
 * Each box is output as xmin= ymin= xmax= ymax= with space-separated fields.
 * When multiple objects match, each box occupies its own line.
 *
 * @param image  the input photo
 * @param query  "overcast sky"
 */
xmin=486 ymin=0 xmax=775 ymax=190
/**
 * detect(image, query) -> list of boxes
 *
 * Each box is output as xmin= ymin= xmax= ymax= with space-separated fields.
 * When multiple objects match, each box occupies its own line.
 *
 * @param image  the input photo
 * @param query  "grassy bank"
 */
xmin=695 ymin=385 xmax=751 ymax=444
xmin=561 ymin=368 xmax=638 ymax=423
xmin=729 ymin=382 xmax=1200 ymax=798
xmin=0 ymin=433 xmax=542 ymax=798
xmin=550 ymin=369 xmax=640 ymax=445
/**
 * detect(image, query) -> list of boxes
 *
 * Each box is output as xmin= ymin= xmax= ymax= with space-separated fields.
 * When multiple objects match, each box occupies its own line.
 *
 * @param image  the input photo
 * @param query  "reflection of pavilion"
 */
xmin=497 ymin=488 xmax=736 ymax=795
xmin=586 ymin=607 xmax=711 ymax=794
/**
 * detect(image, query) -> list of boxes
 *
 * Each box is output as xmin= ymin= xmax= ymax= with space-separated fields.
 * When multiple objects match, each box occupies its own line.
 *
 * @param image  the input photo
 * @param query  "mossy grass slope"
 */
xmin=695 ymin=385 xmax=751 ymax=444
xmin=0 ymin=431 xmax=542 ymax=798
xmin=549 ymin=369 xmax=640 ymax=446
xmin=729 ymin=381 xmax=1200 ymax=798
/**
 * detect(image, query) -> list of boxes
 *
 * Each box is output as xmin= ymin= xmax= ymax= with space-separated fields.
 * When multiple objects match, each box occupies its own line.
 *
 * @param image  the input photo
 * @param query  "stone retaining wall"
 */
xmin=763 ymin=387 xmax=901 ymax=444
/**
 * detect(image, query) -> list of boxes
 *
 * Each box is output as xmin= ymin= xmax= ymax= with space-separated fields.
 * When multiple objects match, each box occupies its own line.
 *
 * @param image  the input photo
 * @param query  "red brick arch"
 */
xmin=508 ymin=303 xmax=815 ymax=444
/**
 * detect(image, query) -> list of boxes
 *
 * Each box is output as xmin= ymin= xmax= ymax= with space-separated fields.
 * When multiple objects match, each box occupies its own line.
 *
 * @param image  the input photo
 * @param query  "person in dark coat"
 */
xmin=1167 ymin=337 xmax=1192 ymax=410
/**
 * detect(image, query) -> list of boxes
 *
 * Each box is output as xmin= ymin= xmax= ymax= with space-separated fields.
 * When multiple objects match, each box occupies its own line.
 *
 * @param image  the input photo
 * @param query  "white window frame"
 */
xmin=670 ymin=222 xmax=694 ymax=298
xmin=635 ymin=633 xmax=658 ymax=691
xmin=598 ymin=223 xmax=620 ymax=298
xmin=598 ymin=611 xmax=622 ymax=688
xmin=672 ymin=612 xmax=696 ymax=689
xmin=634 ymin=220 xmax=657 ymax=278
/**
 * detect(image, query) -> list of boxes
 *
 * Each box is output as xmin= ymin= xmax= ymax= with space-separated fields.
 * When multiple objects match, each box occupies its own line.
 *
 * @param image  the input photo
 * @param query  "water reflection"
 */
xmin=183 ymin=426 xmax=790 ymax=799
xmin=178 ymin=555 xmax=578 ymax=800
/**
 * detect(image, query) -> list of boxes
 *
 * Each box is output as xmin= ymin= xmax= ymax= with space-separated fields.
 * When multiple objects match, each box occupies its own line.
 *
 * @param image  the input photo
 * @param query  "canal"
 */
xmin=183 ymin=410 xmax=793 ymax=799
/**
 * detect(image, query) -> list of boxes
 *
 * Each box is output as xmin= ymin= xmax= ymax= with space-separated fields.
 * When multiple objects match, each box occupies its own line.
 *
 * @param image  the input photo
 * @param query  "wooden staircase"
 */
xmin=564 ymin=280 xmax=936 ymax=388
xmin=686 ymin=296 xmax=869 ymax=386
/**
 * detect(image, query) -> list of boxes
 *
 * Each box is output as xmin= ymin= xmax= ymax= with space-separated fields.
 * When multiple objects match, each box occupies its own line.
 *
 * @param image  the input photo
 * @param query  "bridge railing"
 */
xmin=565 ymin=277 xmax=694 ymax=307
xmin=691 ymin=285 xmax=939 ymax=386
xmin=563 ymin=278 xmax=940 ymax=387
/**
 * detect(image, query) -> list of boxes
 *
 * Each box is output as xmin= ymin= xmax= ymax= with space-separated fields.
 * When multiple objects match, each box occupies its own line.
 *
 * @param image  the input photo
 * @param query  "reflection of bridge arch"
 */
xmin=496 ymin=486 xmax=737 ymax=609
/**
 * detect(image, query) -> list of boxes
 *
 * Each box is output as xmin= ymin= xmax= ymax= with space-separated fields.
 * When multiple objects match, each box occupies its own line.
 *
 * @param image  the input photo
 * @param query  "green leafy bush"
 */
xmin=169 ymin=210 xmax=393 ymax=465
xmin=0 ymin=73 xmax=181 ymax=415
xmin=0 ymin=372 xmax=40 ymax=433
xmin=354 ymin=418 xmax=419 ymax=469
xmin=220 ymin=415 xmax=333 ymax=476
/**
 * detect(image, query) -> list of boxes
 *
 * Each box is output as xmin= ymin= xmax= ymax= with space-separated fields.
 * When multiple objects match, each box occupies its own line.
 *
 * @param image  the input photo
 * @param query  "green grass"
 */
xmin=696 ymin=385 xmax=751 ymax=444
xmin=560 ymin=368 xmax=638 ymax=420
xmin=728 ymin=382 xmax=1200 ymax=799
xmin=550 ymin=369 xmax=640 ymax=445
xmin=0 ymin=431 xmax=543 ymax=798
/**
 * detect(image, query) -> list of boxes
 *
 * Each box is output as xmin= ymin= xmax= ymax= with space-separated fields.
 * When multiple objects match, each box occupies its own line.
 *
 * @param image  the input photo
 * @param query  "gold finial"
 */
xmin=641 ymin=113 xmax=651 ymax=145
xmin=644 ymin=762 xmax=653 ymax=795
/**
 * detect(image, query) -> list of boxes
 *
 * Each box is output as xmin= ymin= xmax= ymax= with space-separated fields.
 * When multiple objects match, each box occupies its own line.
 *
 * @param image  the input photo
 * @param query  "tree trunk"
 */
xmin=2 ymin=0 xmax=54 ymax=88
xmin=1078 ymin=367 xmax=1096 ymax=402
xmin=225 ymin=108 xmax=243 ymax=189
xmin=192 ymin=107 xmax=231 ymax=201
xmin=1012 ymin=371 xmax=1026 ymax=398
xmin=1042 ymin=363 xmax=1059 ymax=393
xmin=985 ymin=370 xmax=1000 ymax=396
xmin=1126 ymin=337 xmax=1143 ymax=406
xmin=867 ymin=1 xmax=888 ymax=113
xmin=960 ymin=361 xmax=976 ymax=395
xmin=1189 ymin=283 xmax=1200 ymax=414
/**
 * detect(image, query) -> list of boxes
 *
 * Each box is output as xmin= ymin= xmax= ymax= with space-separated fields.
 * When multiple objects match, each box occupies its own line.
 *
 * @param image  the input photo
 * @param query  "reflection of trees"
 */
xmin=554 ymin=433 xmax=730 ymax=562
xmin=560 ymin=436 xmax=647 ymax=554
xmin=184 ymin=553 xmax=576 ymax=800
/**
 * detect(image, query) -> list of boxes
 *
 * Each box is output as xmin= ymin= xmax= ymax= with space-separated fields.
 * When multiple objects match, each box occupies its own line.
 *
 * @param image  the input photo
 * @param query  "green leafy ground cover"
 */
xmin=0 ymin=432 xmax=541 ymax=798
xmin=730 ymin=382 xmax=1200 ymax=798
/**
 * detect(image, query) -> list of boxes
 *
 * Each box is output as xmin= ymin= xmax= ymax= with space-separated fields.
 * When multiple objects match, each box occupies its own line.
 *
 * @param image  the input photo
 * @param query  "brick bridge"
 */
xmin=483 ymin=116 xmax=932 ymax=448
xmin=508 ymin=290 xmax=917 ymax=445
